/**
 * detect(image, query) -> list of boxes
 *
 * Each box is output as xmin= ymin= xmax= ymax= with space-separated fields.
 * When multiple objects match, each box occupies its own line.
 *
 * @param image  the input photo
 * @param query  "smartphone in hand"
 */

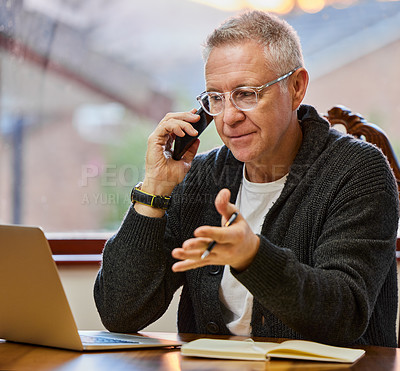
xmin=172 ymin=107 xmax=213 ymax=161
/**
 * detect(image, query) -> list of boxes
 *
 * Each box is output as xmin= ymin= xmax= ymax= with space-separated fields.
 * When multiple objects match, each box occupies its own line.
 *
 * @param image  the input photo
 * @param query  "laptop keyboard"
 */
xmin=80 ymin=335 xmax=140 ymax=344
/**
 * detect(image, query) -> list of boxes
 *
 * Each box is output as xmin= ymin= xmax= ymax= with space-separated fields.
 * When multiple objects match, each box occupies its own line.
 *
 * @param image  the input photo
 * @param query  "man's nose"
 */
xmin=222 ymin=96 xmax=244 ymax=125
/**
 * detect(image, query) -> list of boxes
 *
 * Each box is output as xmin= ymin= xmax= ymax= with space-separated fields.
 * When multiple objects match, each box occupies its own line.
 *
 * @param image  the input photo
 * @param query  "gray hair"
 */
xmin=203 ymin=11 xmax=304 ymax=80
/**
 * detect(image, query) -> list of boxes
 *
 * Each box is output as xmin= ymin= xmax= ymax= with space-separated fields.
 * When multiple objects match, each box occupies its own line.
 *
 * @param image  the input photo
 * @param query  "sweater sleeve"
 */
xmin=93 ymin=149 xmax=224 ymax=334
xmin=93 ymin=199 xmax=185 ymax=333
xmin=233 ymin=141 xmax=399 ymax=346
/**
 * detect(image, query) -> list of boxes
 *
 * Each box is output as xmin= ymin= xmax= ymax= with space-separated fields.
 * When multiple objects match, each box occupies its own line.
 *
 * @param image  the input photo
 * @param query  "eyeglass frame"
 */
xmin=196 ymin=66 xmax=301 ymax=116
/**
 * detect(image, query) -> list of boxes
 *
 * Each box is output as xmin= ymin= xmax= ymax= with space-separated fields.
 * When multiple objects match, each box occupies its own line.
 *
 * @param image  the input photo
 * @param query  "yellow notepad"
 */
xmin=181 ymin=338 xmax=365 ymax=363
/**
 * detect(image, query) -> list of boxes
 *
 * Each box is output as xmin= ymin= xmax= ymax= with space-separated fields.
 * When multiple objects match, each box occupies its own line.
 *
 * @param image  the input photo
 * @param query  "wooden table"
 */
xmin=1 ymin=332 xmax=399 ymax=370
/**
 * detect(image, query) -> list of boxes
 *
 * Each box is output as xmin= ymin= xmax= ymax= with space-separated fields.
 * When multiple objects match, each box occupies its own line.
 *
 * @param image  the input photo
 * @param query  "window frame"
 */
xmin=47 ymin=233 xmax=110 ymax=266
xmin=48 ymin=236 xmax=400 ymax=265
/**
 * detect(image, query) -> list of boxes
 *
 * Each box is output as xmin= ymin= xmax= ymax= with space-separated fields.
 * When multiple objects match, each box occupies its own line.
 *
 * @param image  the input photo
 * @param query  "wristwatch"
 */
xmin=130 ymin=182 xmax=171 ymax=210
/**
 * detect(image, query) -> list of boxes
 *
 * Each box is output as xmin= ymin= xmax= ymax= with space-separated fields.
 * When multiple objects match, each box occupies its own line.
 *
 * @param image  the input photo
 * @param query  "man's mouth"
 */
xmin=228 ymin=132 xmax=255 ymax=139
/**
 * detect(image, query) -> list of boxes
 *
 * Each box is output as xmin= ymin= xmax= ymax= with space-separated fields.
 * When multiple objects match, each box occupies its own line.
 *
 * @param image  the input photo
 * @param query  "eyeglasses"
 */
xmin=196 ymin=67 xmax=300 ymax=116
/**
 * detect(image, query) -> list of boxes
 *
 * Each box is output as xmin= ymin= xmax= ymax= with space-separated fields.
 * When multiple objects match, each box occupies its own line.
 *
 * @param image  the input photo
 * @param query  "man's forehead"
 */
xmin=204 ymin=43 xmax=272 ymax=90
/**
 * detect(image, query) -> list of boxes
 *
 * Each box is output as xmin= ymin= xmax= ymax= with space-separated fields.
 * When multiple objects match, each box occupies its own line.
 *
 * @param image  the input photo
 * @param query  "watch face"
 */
xmin=135 ymin=181 xmax=143 ymax=190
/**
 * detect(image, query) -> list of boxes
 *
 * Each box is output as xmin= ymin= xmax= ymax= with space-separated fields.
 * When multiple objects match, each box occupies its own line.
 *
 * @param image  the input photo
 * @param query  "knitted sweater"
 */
xmin=94 ymin=105 xmax=399 ymax=347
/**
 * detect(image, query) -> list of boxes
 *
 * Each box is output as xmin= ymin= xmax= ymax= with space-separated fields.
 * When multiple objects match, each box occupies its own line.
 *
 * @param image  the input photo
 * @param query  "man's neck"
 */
xmin=245 ymin=120 xmax=303 ymax=183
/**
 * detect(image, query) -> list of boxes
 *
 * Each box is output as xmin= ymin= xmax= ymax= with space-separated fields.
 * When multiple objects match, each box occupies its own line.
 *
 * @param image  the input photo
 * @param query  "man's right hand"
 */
xmin=134 ymin=109 xmax=201 ymax=217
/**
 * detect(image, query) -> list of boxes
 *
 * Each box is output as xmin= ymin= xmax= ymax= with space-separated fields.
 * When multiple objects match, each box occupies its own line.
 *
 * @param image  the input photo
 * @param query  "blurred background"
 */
xmin=1 ymin=0 xmax=399 ymax=232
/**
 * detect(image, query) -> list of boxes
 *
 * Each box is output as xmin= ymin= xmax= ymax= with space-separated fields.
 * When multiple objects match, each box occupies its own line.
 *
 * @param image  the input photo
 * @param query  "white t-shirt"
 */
xmin=219 ymin=167 xmax=287 ymax=336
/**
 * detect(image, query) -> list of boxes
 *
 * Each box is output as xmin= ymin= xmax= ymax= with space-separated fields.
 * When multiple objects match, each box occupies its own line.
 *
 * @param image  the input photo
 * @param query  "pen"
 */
xmin=200 ymin=211 xmax=239 ymax=260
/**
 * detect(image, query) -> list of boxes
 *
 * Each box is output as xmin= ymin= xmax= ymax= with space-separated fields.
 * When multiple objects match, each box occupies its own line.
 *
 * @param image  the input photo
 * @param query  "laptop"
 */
xmin=0 ymin=224 xmax=182 ymax=351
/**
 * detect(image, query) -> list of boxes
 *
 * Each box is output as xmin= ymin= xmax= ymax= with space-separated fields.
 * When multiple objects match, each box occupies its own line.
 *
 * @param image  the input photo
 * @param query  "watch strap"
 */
xmin=131 ymin=183 xmax=171 ymax=210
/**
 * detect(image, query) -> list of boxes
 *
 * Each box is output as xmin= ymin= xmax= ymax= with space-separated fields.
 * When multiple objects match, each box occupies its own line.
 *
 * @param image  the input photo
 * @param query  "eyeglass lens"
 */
xmin=202 ymin=88 xmax=257 ymax=116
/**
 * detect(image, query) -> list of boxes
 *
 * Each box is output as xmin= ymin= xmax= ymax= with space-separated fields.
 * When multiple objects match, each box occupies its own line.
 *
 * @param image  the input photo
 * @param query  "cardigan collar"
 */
xmin=285 ymin=104 xmax=331 ymax=193
xmin=220 ymin=104 xmax=331 ymax=203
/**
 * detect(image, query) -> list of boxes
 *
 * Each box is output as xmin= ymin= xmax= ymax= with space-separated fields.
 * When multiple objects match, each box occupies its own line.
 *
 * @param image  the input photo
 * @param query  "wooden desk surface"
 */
xmin=1 ymin=332 xmax=399 ymax=371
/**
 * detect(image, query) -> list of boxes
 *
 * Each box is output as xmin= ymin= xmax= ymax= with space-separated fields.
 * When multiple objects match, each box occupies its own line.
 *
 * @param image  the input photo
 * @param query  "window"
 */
xmin=1 ymin=0 xmax=399 ymax=234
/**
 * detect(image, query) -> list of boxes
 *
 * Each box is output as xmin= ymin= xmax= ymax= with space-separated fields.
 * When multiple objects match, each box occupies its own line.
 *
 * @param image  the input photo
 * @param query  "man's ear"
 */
xmin=291 ymin=68 xmax=309 ymax=111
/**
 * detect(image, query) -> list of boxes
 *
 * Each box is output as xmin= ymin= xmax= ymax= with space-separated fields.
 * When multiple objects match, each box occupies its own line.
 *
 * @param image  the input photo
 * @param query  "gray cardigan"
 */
xmin=94 ymin=105 xmax=399 ymax=347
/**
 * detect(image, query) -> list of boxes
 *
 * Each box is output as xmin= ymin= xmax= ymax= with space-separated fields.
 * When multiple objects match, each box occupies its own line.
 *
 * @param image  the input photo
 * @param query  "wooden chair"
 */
xmin=324 ymin=105 xmax=400 ymax=198
xmin=324 ymin=105 xmax=400 ymax=347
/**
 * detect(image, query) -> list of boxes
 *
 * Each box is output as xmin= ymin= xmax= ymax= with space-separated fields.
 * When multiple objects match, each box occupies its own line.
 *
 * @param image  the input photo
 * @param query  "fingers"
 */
xmin=155 ymin=111 xmax=200 ymax=139
xmin=194 ymin=220 xmax=241 ymax=247
xmin=172 ymin=238 xmax=224 ymax=272
xmin=143 ymin=109 xmax=202 ymax=191
xmin=172 ymin=258 xmax=202 ymax=272
xmin=171 ymin=237 xmax=210 ymax=272
xmin=172 ymin=216 xmax=259 ymax=273
xmin=171 ymin=228 xmax=238 ymax=272
xmin=214 ymin=188 xmax=238 ymax=226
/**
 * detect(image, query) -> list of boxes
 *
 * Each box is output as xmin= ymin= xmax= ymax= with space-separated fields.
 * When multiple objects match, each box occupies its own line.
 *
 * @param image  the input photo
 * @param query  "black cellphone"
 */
xmin=172 ymin=106 xmax=213 ymax=161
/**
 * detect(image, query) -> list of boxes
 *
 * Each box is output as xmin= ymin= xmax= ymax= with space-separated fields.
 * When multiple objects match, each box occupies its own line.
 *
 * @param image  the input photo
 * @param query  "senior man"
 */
xmin=94 ymin=11 xmax=399 ymax=347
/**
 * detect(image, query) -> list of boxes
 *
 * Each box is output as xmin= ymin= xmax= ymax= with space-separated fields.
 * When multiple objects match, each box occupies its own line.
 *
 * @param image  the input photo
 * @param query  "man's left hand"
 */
xmin=171 ymin=188 xmax=260 ymax=272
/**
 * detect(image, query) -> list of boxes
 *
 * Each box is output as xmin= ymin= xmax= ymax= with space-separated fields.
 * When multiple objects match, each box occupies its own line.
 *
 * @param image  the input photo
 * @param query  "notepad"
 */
xmin=181 ymin=338 xmax=365 ymax=363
